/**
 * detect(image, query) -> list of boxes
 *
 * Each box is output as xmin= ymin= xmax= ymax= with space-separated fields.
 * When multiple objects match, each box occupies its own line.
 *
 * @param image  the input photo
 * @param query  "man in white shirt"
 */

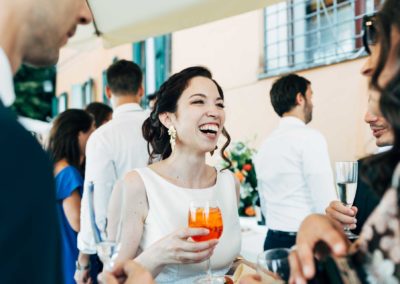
xmin=75 ymin=60 xmax=150 ymax=283
xmin=254 ymin=74 xmax=336 ymax=250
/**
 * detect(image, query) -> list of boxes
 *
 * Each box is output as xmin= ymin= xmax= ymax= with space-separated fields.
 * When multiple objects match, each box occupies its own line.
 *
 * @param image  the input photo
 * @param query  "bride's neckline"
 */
xmin=145 ymin=166 xmax=218 ymax=190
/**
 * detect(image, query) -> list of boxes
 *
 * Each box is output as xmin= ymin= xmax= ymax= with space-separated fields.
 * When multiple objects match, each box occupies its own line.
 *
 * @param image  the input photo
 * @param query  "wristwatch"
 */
xmin=75 ymin=260 xmax=91 ymax=271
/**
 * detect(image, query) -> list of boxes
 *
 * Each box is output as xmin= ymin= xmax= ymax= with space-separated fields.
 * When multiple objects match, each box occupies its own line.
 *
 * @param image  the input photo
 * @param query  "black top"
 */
xmin=0 ymin=101 xmax=62 ymax=283
xmin=351 ymin=158 xmax=381 ymax=235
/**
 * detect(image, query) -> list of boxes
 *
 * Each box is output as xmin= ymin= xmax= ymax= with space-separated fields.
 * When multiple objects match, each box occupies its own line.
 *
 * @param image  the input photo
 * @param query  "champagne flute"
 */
xmin=188 ymin=200 xmax=224 ymax=284
xmin=88 ymin=181 xmax=123 ymax=271
xmin=257 ymin=248 xmax=290 ymax=283
xmin=335 ymin=161 xmax=358 ymax=240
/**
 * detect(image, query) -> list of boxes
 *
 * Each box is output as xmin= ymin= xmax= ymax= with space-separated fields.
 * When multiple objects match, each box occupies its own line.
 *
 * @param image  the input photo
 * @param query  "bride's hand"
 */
xmin=136 ymin=227 xmax=218 ymax=273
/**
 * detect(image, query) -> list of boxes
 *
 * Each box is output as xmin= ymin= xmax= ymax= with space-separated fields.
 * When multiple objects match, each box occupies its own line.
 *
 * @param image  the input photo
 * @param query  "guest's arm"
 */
xmin=63 ymin=190 xmax=81 ymax=232
xmin=99 ymin=260 xmax=155 ymax=284
xmin=288 ymin=214 xmax=349 ymax=283
xmin=76 ymin=133 xmax=116 ymax=283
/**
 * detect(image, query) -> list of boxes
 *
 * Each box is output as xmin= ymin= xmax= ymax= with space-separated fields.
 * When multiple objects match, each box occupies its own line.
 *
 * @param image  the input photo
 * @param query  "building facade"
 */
xmin=56 ymin=1 xmax=380 ymax=163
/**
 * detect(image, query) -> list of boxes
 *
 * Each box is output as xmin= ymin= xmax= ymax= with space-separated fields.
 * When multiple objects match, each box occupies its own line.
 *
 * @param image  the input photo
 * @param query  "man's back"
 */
xmin=86 ymin=104 xmax=149 ymax=179
xmin=78 ymin=103 xmax=149 ymax=253
xmin=255 ymin=117 xmax=336 ymax=232
xmin=0 ymin=102 xmax=61 ymax=283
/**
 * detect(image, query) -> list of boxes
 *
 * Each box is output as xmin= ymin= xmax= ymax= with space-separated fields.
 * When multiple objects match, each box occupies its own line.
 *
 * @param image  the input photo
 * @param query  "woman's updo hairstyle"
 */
xmin=142 ymin=66 xmax=232 ymax=168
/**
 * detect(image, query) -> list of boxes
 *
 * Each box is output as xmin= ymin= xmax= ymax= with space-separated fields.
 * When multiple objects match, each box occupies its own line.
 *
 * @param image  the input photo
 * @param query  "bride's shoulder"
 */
xmin=119 ymin=169 xmax=147 ymax=197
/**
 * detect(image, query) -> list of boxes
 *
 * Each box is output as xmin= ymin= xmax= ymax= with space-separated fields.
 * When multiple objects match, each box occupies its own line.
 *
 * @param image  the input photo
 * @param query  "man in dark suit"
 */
xmin=0 ymin=0 xmax=92 ymax=283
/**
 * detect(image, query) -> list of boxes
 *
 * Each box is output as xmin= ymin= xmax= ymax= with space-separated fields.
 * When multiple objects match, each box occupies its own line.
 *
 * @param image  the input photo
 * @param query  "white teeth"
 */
xmin=199 ymin=124 xmax=218 ymax=132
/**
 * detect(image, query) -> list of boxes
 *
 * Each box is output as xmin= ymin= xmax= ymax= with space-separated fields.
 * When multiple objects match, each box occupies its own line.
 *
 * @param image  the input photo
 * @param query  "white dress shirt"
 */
xmin=0 ymin=48 xmax=16 ymax=106
xmin=78 ymin=103 xmax=150 ymax=253
xmin=254 ymin=116 xmax=337 ymax=232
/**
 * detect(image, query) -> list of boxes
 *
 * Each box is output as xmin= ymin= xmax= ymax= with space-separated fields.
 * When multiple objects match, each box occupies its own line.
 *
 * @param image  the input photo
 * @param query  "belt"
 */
xmin=269 ymin=229 xmax=297 ymax=237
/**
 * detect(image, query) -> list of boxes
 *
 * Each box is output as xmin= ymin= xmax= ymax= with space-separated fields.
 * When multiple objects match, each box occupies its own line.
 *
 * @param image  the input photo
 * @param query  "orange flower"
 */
xmin=245 ymin=206 xmax=256 ymax=216
xmin=242 ymin=163 xmax=252 ymax=172
xmin=235 ymin=171 xmax=245 ymax=183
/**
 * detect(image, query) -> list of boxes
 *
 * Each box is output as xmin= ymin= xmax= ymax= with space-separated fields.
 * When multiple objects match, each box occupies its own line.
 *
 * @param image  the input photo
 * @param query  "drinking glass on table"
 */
xmin=88 ymin=181 xmax=124 ymax=271
xmin=335 ymin=161 xmax=358 ymax=240
xmin=257 ymin=248 xmax=290 ymax=283
xmin=188 ymin=200 xmax=224 ymax=284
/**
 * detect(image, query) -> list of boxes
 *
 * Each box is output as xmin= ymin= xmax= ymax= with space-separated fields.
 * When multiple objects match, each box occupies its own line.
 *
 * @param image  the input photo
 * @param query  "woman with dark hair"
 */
xmin=108 ymin=66 xmax=241 ymax=283
xmin=48 ymin=109 xmax=95 ymax=284
xmin=85 ymin=102 xmax=113 ymax=128
xmin=282 ymin=0 xmax=400 ymax=283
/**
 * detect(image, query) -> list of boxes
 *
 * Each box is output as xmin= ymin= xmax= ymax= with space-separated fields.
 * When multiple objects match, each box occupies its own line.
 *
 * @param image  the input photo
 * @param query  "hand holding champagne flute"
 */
xmin=188 ymin=200 xmax=224 ymax=284
xmin=335 ymin=161 xmax=358 ymax=240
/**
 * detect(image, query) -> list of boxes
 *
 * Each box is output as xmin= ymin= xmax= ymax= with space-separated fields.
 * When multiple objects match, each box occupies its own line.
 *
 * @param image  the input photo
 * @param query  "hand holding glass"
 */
xmin=335 ymin=161 xmax=358 ymax=239
xmin=188 ymin=200 xmax=224 ymax=284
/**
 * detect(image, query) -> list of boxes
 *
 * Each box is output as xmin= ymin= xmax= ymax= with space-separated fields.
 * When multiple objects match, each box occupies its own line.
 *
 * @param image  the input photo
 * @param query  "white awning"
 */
xmin=68 ymin=0 xmax=283 ymax=49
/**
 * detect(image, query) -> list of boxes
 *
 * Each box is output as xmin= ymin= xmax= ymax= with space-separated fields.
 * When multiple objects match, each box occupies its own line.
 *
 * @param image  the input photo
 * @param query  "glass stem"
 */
xmin=103 ymin=259 xmax=113 ymax=272
xmin=206 ymin=258 xmax=212 ymax=280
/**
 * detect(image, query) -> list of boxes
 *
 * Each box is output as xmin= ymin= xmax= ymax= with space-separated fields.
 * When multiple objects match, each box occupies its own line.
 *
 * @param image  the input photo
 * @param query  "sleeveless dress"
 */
xmin=357 ymin=163 xmax=400 ymax=283
xmin=55 ymin=166 xmax=83 ymax=284
xmin=135 ymin=167 xmax=242 ymax=284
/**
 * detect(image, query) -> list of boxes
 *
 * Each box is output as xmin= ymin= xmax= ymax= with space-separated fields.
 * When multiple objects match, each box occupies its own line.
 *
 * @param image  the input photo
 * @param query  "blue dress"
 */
xmin=55 ymin=166 xmax=83 ymax=284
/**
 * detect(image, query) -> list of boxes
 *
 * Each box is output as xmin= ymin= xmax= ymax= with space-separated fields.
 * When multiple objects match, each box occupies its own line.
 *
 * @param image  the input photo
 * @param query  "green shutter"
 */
xmin=154 ymin=35 xmax=171 ymax=89
xmin=102 ymin=70 xmax=109 ymax=104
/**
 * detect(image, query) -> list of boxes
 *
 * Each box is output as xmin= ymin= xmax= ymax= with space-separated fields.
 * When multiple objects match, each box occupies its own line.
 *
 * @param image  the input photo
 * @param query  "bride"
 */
xmin=108 ymin=66 xmax=241 ymax=283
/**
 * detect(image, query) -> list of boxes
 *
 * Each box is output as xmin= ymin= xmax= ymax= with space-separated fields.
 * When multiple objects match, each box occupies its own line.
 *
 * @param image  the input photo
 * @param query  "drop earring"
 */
xmin=168 ymin=126 xmax=177 ymax=152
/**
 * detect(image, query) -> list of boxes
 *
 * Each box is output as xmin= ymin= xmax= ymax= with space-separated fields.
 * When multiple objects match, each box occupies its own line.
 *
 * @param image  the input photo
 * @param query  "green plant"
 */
xmin=12 ymin=64 xmax=56 ymax=121
xmin=222 ymin=141 xmax=258 ymax=216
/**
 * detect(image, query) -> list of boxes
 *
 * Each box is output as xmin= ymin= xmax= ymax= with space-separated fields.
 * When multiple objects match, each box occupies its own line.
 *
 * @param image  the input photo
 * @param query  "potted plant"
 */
xmin=222 ymin=141 xmax=258 ymax=217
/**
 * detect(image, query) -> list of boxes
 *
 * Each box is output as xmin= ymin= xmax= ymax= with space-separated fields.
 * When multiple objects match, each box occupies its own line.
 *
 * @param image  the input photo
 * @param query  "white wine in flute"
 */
xmin=336 ymin=182 xmax=357 ymax=207
xmin=335 ymin=161 xmax=358 ymax=240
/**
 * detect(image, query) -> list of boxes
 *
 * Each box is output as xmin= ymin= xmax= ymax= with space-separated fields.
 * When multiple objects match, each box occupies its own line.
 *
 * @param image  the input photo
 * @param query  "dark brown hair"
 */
xmin=142 ymin=66 xmax=232 ymax=169
xmin=361 ymin=0 xmax=400 ymax=198
xmin=270 ymin=73 xmax=311 ymax=117
xmin=86 ymin=102 xmax=113 ymax=128
xmin=106 ymin=60 xmax=143 ymax=95
xmin=48 ymin=109 xmax=93 ymax=172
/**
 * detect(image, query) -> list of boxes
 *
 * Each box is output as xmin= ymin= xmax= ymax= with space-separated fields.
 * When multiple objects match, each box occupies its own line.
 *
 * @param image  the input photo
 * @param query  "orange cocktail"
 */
xmin=188 ymin=206 xmax=223 ymax=242
xmin=188 ymin=200 xmax=224 ymax=283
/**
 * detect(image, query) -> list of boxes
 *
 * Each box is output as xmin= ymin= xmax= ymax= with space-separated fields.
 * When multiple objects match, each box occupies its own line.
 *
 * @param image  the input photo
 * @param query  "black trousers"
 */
xmin=263 ymin=230 xmax=296 ymax=251
xmin=89 ymin=254 xmax=103 ymax=284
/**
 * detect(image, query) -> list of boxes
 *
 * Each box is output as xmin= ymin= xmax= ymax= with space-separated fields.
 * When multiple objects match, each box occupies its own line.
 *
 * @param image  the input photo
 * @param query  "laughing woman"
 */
xmin=108 ymin=66 xmax=241 ymax=283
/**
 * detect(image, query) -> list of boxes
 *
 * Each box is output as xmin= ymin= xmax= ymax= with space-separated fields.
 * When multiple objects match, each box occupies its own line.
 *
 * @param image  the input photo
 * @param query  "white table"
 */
xmin=239 ymin=217 xmax=267 ymax=262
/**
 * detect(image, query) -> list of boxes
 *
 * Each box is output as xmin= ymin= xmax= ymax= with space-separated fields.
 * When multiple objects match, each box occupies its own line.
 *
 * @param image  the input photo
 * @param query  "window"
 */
xmin=133 ymin=34 xmax=171 ymax=97
xmin=263 ymin=0 xmax=382 ymax=77
xmin=83 ymin=78 xmax=94 ymax=106
xmin=52 ymin=92 xmax=68 ymax=116
xmin=68 ymin=78 xmax=94 ymax=109
xmin=102 ymin=70 xmax=110 ymax=104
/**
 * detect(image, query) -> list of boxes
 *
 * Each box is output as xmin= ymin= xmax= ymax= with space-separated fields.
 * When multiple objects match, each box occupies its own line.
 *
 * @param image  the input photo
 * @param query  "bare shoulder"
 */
xmin=121 ymin=170 xmax=147 ymax=199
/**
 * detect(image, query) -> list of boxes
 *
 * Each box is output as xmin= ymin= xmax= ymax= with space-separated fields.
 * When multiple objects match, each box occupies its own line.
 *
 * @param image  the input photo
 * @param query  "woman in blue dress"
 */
xmin=48 ymin=109 xmax=95 ymax=284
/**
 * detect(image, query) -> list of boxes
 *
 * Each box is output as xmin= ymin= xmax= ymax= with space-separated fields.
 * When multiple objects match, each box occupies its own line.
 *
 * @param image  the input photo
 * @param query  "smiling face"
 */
xmin=23 ymin=0 xmax=92 ymax=66
xmin=168 ymin=76 xmax=225 ymax=154
xmin=364 ymin=90 xmax=393 ymax=146
xmin=361 ymin=33 xmax=395 ymax=147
